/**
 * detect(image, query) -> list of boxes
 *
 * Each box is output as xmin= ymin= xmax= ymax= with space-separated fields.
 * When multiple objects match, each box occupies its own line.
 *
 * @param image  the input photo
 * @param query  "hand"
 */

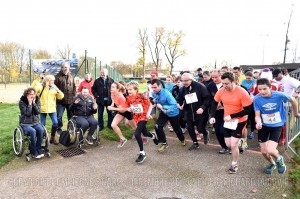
xmin=27 ymin=96 xmax=33 ymax=105
xmin=294 ymin=113 xmax=300 ymax=118
xmin=292 ymin=92 xmax=299 ymax=98
xmin=93 ymin=103 xmax=97 ymax=110
xmin=209 ymin=118 xmax=216 ymax=124
xmin=107 ymin=106 xmax=113 ymax=111
xmin=74 ymin=98 xmax=80 ymax=104
xmin=156 ymin=103 xmax=162 ymax=110
xmin=127 ymin=107 xmax=132 ymax=112
xmin=196 ymin=108 xmax=204 ymax=114
xmin=146 ymin=114 xmax=152 ymax=119
xmin=177 ymin=104 xmax=183 ymax=110
xmin=256 ymin=122 xmax=262 ymax=130
xmin=224 ymin=115 xmax=232 ymax=122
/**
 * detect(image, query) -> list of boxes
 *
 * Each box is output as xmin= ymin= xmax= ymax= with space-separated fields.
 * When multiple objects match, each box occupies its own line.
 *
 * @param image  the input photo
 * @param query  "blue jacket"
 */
xmin=152 ymin=88 xmax=179 ymax=117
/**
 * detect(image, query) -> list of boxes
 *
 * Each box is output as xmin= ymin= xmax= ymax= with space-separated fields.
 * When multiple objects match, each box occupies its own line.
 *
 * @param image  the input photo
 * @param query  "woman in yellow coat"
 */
xmin=34 ymin=75 xmax=64 ymax=145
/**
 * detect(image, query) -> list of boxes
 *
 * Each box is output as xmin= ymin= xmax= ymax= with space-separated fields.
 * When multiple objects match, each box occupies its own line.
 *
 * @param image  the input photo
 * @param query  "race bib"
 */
xmin=223 ymin=119 xmax=238 ymax=130
xmin=261 ymin=112 xmax=282 ymax=124
xmin=184 ymin=93 xmax=198 ymax=104
xmin=130 ymin=104 xmax=143 ymax=113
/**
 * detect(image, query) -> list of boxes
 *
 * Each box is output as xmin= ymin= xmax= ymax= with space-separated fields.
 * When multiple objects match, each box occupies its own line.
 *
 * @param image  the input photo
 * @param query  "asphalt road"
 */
xmin=0 ymin=130 xmax=292 ymax=199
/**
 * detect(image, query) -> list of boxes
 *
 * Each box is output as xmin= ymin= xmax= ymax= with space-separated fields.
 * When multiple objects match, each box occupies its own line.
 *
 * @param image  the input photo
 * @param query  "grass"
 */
xmin=290 ymin=137 xmax=300 ymax=198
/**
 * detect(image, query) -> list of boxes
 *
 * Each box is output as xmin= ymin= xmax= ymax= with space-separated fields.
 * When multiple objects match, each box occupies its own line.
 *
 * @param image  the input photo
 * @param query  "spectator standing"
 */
xmin=92 ymin=68 xmax=114 ymax=130
xmin=55 ymin=62 xmax=76 ymax=133
xmin=77 ymin=73 xmax=94 ymax=97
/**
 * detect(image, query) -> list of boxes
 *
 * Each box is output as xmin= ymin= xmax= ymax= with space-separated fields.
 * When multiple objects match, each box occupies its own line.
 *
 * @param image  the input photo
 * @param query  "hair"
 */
xmin=112 ymin=82 xmax=125 ymax=93
xmin=182 ymin=72 xmax=193 ymax=80
xmin=232 ymin=66 xmax=241 ymax=71
xmin=221 ymin=66 xmax=229 ymax=70
xmin=221 ymin=72 xmax=234 ymax=82
xmin=151 ymin=79 xmax=163 ymax=86
xmin=126 ymin=81 xmax=139 ymax=91
xmin=282 ymin=68 xmax=289 ymax=76
xmin=43 ymin=75 xmax=55 ymax=86
xmin=203 ymin=71 xmax=210 ymax=76
xmin=245 ymin=71 xmax=253 ymax=77
xmin=62 ymin=62 xmax=70 ymax=68
xmin=175 ymin=76 xmax=181 ymax=82
xmin=82 ymin=86 xmax=89 ymax=90
xmin=211 ymin=70 xmax=221 ymax=75
xmin=257 ymin=78 xmax=271 ymax=88
xmin=166 ymin=75 xmax=173 ymax=81
xmin=119 ymin=80 xmax=126 ymax=86
xmin=23 ymin=87 xmax=36 ymax=96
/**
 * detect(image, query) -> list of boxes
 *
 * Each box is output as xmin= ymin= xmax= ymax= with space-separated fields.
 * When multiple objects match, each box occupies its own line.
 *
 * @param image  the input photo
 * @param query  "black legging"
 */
xmin=134 ymin=121 xmax=153 ymax=151
xmin=214 ymin=109 xmax=227 ymax=149
xmin=186 ymin=113 xmax=209 ymax=143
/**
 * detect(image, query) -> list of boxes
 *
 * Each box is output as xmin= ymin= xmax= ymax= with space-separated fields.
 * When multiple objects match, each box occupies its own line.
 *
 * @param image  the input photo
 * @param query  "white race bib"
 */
xmin=223 ymin=119 xmax=238 ymax=130
xmin=184 ymin=93 xmax=198 ymax=104
xmin=261 ymin=112 xmax=282 ymax=124
xmin=130 ymin=104 xmax=143 ymax=113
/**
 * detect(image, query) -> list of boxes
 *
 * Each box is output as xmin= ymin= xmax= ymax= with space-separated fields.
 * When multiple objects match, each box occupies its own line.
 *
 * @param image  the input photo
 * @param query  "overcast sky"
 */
xmin=1 ymin=0 xmax=299 ymax=71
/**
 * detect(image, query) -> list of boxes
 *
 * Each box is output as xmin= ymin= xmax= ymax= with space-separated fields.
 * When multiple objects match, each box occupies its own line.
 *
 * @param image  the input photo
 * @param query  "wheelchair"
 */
xmin=12 ymin=125 xmax=51 ymax=161
xmin=67 ymin=116 xmax=100 ymax=148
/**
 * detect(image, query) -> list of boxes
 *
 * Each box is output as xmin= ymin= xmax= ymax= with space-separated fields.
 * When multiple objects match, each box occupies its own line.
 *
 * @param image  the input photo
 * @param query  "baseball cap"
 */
xmin=272 ymin=69 xmax=282 ymax=78
xmin=197 ymin=68 xmax=202 ymax=71
xmin=150 ymin=71 xmax=158 ymax=76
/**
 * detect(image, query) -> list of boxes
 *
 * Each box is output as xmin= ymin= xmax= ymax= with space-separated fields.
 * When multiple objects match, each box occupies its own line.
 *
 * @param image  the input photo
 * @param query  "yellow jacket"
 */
xmin=34 ymin=83 xmax=64 ymax=113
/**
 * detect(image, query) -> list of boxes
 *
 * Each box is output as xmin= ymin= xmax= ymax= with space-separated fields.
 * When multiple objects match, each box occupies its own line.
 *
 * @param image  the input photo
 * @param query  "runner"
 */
xmin=107 ymin=82 xmax=136 ymax=148
xmin=210 ymin=72 xmax=252 ymax=174
xmin=151 ymin=79 xmax=186 ymax=152
xmin=123 ymin=81 xmax=158 ymax=163
xmin=254 ymin=78 xmax=300 ymax=174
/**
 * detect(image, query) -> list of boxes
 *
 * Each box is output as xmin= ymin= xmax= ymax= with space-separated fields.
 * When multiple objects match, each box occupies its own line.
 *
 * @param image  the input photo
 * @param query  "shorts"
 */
xmin=224 ymin=121 xmax=246 ymax=138
xmin=258 ymin=126 xmax=282 ymax=143
xmin=117 ymin=111 xmax=133 ymax=120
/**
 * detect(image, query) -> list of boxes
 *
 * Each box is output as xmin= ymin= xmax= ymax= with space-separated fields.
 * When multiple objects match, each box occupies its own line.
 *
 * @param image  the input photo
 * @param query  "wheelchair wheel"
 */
xmin=95 ymin=126 xmax=100 ymax=146
xmin=13 ymin=126 xmax=25 ymax=157
xmin=42 ymin=126 xmax=49 ymax=150
xmin=67 ymin=119 xmax=77 ymax=144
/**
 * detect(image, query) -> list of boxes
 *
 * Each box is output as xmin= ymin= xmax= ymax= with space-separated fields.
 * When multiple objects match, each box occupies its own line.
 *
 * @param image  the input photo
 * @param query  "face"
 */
xmin=111 ymin=83 xmax=118 ymax=93
xmin=101 ymin=69 xmax=108 ymax=78
xmin=181 ymin=74 xmax=192 ymax=87
xmin=28 ymin=90 xmax=36 ymax=99
xmin=203 ymin=74 xmax=210 ymax=82
xmin=253 ymin=72 xmax=259 ymax=79
xmin=220 ymin=68 xmax=228 ymax=75
xmin=85 ymin=74 xmax=91 ymax=81
xmin=166 ymin=77 xmax=172 ymax=84
xmin=61 ymin=63 xmax=70 ymax=75
xmin=81 ymin=88 xmax=90 ymax=98
xmin=151 ymin=83 xmax=161 ymax=94
xmin=274 ymin=73 xmax=283 ymax=81
xmin=232 ymin=69 xmax=240 ymax=76
xmin=127 ymin=85 xmax=137 ymax=96
xmin=49 ymin=78 xmax=55 ymax=86
xmin=211 ymin=72 xmax=221 ymax=84
xmin=151 ymin=74 xmax=157 ymax=80
xmin=245 ymin=76 xmax=253 ymax=82
xmin=175 ymin=80 xmax=181 ymax=86
xmin=221 ymin=78 xmax=234 ymax=91
xmin=257 ymin=84 xmax=271 ymax=97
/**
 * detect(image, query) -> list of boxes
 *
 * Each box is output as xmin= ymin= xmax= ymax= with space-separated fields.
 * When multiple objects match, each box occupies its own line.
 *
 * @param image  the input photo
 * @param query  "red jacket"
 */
xmin=78 ymin=79 xmax=94 ymax=97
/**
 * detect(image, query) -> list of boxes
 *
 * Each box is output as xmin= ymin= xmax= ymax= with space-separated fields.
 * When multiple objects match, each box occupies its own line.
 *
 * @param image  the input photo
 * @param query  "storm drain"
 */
xmin=57 ymin=147 xmax=85 ymax=158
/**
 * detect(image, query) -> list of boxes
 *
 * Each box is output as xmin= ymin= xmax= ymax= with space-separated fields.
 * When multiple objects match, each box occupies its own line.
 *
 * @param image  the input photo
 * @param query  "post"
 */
xmin=94 ymin=57 xmax=97 ymax=79
xmin=283 ymin=5 xmax=293 ymax=64
xmin=84 ymin=50 xmax=87 ymax=74
xmin=29 ymin=49 xmax=32 ymax=86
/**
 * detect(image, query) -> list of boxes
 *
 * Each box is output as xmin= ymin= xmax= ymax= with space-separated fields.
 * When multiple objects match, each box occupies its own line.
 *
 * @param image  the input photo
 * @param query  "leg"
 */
xmin=40 ymin=113 xmax=47 ymax=126
xmin=22 ymin=126 xmax=38 ymax=156
xmin=196 ymin=113 xmax=209 ymax=144
xmin=66 ymin=104 xmax=73 ymax=121
xmin=155 ymin=113 xmax=168 ymax=144
xmin=86 ymin=116 xmax=98 ymax=139
xmin=49 ymin=113 xmax=58 ymax=145
xmin=97 ymin=104 xmax=105 ymax=129
xmin=169 ymin=115 xmax=185 ymax=142
xmin=135 ymin=121 xmax=148 ymax=152
xmin=56 ymin=104 xmax=65 ymax=131
xmin=214 ymin=114 xmax=227 ymax=149
xmin=111 ymin=114 xmax=126 ymax=139
xmin=75 ymin=117 xmax=89 ymax=141
xmin=105 ymin=101 xmax=114 ymax=128
xmin=186 ymin=119 xmax=197 ymax=143
xmin=33 ymin=123 xmax=44 ymax=153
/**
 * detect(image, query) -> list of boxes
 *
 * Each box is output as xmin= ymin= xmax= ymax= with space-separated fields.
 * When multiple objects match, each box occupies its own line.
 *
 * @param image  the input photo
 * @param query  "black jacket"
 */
xmin=69 ymin=94 xmax=97 ymax=117
xmin=92 ymin=77 xmax=114 ymax=105
xmin=176 ymin=81 xmax=211 ymax=121
xmin=19 ymin=96 xmax=41 ymax=126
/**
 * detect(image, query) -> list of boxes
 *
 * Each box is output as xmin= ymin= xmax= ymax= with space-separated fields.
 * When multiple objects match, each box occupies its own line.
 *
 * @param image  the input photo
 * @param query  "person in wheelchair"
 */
xmin=69 ymin=87 xmax=98 ymax=145
xmin=19 ymin=87 xmax=44 ymax=159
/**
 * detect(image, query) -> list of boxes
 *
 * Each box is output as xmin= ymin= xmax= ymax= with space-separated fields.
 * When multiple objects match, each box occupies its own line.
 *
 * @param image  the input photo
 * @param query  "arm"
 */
xmin=289 ymin=97 xmax=300 ymax=118
xmin=199 ymin=84 xmax=211 ymax=111
xmin=255 ymin=110 xmax=262 ymax=129
xmin=230 ymin=104 xmax=252 ymax=119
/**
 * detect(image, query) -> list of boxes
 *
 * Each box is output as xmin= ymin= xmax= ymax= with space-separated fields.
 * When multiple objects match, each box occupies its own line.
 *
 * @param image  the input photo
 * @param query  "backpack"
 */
xmin=59 ymin=131 xmax=71 ymax=147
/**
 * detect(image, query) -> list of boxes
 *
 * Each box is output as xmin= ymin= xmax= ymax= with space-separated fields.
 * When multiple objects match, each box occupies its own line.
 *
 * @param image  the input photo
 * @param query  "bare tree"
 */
xmin=148 ymin=27 xmax=165 ymax=71
xmin=57 ymin=44 xmax=72 ymax=60
xmin=137 ymin=28 xmax=148 ymax=78
xmin=161 ymin=30 xmax=186 ymax=74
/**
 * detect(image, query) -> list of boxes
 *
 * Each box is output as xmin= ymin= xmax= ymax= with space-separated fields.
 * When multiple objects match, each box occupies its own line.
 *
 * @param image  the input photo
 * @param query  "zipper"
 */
xmin=188 ymin=87 xmax=195 ymax=122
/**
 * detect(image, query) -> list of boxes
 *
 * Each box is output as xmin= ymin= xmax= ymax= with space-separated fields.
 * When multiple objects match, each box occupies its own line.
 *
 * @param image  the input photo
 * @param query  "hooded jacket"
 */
xmin=19 ymin=95 xmax=41 ymax=126
xmin=55 ymin=71 xmax=76 ymax=104
xmin=69 ymin=94 xmax=97 ymax=117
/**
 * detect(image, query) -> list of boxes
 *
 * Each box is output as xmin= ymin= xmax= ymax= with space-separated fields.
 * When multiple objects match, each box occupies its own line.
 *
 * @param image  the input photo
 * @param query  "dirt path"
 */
xmin=0 ymin=130 xmax=292 ymax=199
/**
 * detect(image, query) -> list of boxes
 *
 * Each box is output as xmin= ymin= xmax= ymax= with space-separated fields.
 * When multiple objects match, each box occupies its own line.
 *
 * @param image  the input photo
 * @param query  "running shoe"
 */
xmin=158 ymin=144 xmax=169 ymax=152
xmin=265 ymin=164 xmax=277 ymax=174
xmin=276 ymin=156 xmax=287 ymax=174
xmin=248 ymin=132 xmax=254 ymax=139
xmin=188 ymin=143 xmax=200 ymax=151
xmin=118 ymin=138 xmax=128 ymax=148
xmin=228 ymin=164 xmax=238 ymax=174
xmin=136 ymin=153 xmax=146 ymax=163
xmin=219 ymin=148 xmax=230 ymax=154
xmin=85 ymin=137 xmax=93 ymax=145
xmin=180 ymin=140 xmax=186 ymax=146
xmin=151 ymin=132 xmax=159 ymax=145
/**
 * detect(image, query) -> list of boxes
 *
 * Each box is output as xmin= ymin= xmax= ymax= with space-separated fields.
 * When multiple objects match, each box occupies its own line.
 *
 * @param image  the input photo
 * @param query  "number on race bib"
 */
xmin=131 ymin=104 xmax=143 ymax=113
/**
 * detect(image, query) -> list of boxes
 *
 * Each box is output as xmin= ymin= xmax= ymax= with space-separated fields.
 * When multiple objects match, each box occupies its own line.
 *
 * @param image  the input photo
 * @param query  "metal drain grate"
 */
xmin=57 ymin=147 xmax=85 ymax=158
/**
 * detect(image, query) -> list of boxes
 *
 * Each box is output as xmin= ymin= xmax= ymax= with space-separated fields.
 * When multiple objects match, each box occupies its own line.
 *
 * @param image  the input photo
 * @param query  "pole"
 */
xmin=29 ymin=50 xmax=31 ymax=85
xmin=84 ymin=50 xmax=87 ymax=73
xmin=94 ymin=57 xmax=97 ymax=79
xmin=283 ymin=5 xmax=293 ymax=64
